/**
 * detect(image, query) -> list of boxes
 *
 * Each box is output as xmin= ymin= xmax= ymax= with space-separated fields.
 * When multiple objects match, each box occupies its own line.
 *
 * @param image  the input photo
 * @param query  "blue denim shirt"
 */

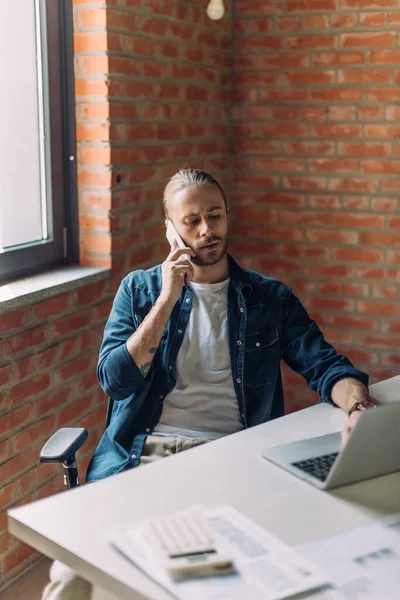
xmin=86 ymin=255 xmax=368 ymax=482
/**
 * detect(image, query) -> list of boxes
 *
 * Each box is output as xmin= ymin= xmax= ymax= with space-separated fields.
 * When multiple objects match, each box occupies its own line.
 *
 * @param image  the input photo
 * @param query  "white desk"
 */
xmin=8 ymin=376 xmax=400 ymax=600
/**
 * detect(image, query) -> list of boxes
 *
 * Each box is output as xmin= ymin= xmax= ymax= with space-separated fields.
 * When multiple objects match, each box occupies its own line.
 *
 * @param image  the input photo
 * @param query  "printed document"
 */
xmin=297 ymin=515 xmax=400 ymax=600
xmin=109 ymin=505 xmax=329 ymax=600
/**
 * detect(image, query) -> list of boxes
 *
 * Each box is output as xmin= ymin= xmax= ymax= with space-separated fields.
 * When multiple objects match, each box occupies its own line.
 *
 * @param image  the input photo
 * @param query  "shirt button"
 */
xmin=131 ymin=454 xmax=137 ymax=460
xmin=241 ymin=413 xmax=244 ymax=419
xmin=145 ymin=428 xmax=150 ymax=433
xmin=237 ymin=340 xmax=242 ymax=345
xmin=255 ymin=342 xmax=260 ymax=347
xmin=178 ymin=330 xmax=182 ymax=334
xmin=186 ymin=298 xmax=191 ymax=303
xmin=160 ymin=394 xmax=164 ymax=399
xmin=169 ymin=365 xmax=173 ymax=370
xmin=236 ymin=378 xmax=241 ymax=384
xmin=240 ymin=308 xmax=244 ymax=313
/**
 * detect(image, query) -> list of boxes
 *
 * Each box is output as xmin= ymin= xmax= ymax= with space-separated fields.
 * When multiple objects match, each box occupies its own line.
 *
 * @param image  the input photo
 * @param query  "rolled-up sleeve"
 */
xmin=281 ymin=289 xmax=369 ymax=404
xmin=97 ymin=277 xmax=153 ymax=400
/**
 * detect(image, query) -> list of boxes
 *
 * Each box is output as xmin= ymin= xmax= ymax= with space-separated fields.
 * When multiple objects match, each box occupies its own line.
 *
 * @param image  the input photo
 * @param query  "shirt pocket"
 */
xmin=244 ymin=327 xmax=279 ymax=387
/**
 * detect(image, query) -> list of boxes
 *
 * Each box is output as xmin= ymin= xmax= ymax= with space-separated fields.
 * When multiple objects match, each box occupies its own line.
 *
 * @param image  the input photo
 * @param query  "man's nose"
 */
xmin=199 ymin=219 xmax=214 ymax=237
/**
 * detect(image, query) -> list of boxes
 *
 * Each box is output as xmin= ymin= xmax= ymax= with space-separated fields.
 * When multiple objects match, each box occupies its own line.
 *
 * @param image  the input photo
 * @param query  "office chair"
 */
xmin=39 ymin=399 xmax=113 ymax=489
xmin=40 ymin=428 xmax=88 ymax=489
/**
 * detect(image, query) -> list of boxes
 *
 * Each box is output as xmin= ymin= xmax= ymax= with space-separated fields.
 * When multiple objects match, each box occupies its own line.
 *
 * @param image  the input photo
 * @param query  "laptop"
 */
xmin=261 ymin=402 xmax=400 ymax=490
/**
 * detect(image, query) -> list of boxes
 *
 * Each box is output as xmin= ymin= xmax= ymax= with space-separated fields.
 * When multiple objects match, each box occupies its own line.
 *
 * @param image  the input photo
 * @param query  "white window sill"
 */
xmin=0 ymin=265 xmax=111 ymax=314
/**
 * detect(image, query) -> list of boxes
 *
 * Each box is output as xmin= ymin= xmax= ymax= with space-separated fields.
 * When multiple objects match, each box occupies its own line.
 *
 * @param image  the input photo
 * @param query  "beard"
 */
xmin=190 ymin=230 xmax=230 ymax=267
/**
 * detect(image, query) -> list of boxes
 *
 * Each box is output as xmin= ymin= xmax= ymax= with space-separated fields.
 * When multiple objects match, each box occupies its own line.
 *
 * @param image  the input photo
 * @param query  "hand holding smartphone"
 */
xmin=166 ymin=220 xmax=191 ymax=262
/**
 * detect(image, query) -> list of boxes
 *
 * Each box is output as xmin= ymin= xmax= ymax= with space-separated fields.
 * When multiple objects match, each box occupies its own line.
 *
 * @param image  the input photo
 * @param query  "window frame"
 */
xmin=0 ymin=0 xmax=78 ymax=283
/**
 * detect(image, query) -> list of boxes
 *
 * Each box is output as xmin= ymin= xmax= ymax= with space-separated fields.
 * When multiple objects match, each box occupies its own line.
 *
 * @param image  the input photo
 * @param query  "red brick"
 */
xmin=361 ymin=232 xmax=400 ymax=246
xmin=357 ymin=268 xmax=386 ymax=280
xmin=339 ymin=142 xmax=391 ymax=156
xmin=306 ymin=264 xmax=355 ymax=277
xmin=257 ymin=258 xmax=302 ymax=275
xmin=74 ymin=7 xmax=106 ymax=29
xmin=287 ymin=35 xmax=336 ymax=50
xmin=50 ymin=310 xmax=92 ymax=338
xmin=277 ymin=17 xmax=301 ymax=32
xmin=32 ymin=294 xmax=70 ymax=321
xmin=284 ymin=176 xmax=326 ymax=191
xmin=259 ymin=89 xmax=308 ymax=103
xmin=342 ymin=0 xmax=397 ymax=6
xmin=312 ymin=51 xmax=364 ymax=66
xmin=256 ymin=157 xmax=305 ymax=172
xmin=4 ymin=325 xmax=47 ymax=357
xmin=357 ymin=301 xmax=400 ymax=317
xmin=329 ymin=106 xmax=356 ymax=120
xmin=285 ymin=71 xmax=334 ymax=85
xmin=359 ymin=106 xmax=384 ymax=119
xmin=234 ymin=208 xmax=277 ymax=223
xmin=55 ymin=355 xmax=92 ymax=383
xmin=260 ymin=53 xmax=308 ymax=69
xmin=310 ymin=124 xmax=362 ymax=138
xmin=303 ymin=15 xmax=330 ymax=30
xmin=0 ymin=308 xmax=28 ymax=334
xmin=0 ymin=363 xmax=12 ymax=387
xmin=360 ymin=12 xmax=386 ymax=27
xmin=0 ymin=450 xmax=35 ymax=485
xmin=59 ymin=394 xmax=93 ymax=425
xmin=15 ymin=468 xmax=38 ymax=498
xmin=332 ymin=214 xmax=384 ymax=228
xmin=284 ymin=141 xmax=334 ymax=155
xmin=362 ymin=160 xmax=400 ymax=174
xmin=371 ymin=198 xmax=398 ymax=212
xmin=301 ymin=107 xmax=327 ymax=121
xmin=328 ymin=178 xmax=378 ymax=193
xmin=0 ymin=530 xmax=13 ymax=554
xmin=343 ymin=283 xmax=369 ymax=297
xmin=331 ymin=14 xmax=358 ymax=28
xmin=341 ymin=32 xmax=395 ymax=47
xmin=307 ymin=195 xmax=340 ymax=208
xmin=306 ymin=228 xmax=358 ymax=244
xmin=279 ymin=211 xmax=331 ymax=226
xmin=372 ymin=285 xmax=397 ymax=299
xmin=2 ymin=543 xmax=36 ymax=573
xmin=332 ymin=248 xmax=383 ymax=263
xmin=10 ymin=373 xmax=52 ymax=407
xmin=287 ymin=0 xmax=336 ymax=8
xmin=342 ymin=196 xmax=369 ymax=210
xmin=236 ymin=0 xmax=284 ymax=16
xmin=312 ymin=88 xmax=364 ymax=101
xmin=339 ymin=69 xmax=392 ymax=84
xmin=308 ymin=297 xmax=354 ymax=312
xmin=369 ymin=88 xmax=400 ymax=102
xmin=11 ymin=415 xmax=56 ymax=453
xmin=309 ymin=158 xmax=359 ymax=172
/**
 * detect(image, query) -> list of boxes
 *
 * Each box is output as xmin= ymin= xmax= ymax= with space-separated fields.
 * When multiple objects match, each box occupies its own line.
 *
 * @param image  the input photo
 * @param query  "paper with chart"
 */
xmin=109 ymin=505 xmax=329 ymax=600
xmin=297 ymin=514 xmax=400 ymax=600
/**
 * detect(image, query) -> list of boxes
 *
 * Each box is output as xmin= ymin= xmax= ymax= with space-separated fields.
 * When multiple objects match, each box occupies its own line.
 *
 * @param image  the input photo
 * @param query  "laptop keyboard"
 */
xmin=291 ymin=452 xmax=339 ymax=482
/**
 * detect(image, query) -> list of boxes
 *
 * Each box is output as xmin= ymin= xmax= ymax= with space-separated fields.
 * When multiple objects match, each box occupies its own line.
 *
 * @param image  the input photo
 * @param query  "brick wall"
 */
xmin=231 ymin=0 xmax=400 ymax=411
xmin=0 ymin=0 xmax=231 ymax=588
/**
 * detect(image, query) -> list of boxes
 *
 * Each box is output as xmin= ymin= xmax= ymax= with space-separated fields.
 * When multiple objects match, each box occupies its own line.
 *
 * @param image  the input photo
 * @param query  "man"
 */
xmin=43 ymin=168 xmax=377 ymax=599
xmin=86 ymin=168 xmax=377 ymax=483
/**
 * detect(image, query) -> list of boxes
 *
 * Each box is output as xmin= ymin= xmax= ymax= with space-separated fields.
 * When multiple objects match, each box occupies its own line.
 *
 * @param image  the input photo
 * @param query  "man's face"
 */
xmin=166 ymin=184 xmax=229 ymax=267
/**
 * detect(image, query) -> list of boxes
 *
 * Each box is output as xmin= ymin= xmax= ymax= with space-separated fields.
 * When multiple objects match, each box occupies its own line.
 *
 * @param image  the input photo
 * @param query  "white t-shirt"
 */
xmin=153 ymin=277 xmax=244 ymax=440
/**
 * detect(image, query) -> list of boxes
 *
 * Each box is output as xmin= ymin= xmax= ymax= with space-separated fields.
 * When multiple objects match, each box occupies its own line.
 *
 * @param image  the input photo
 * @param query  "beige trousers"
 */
xmin=41 ymin=435 xmax=209 ymax=600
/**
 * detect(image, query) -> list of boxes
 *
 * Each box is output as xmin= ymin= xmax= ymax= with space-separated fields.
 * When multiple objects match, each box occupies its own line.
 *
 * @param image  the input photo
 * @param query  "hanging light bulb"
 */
xmin=206 ymin=0 xmax=225 ymax=20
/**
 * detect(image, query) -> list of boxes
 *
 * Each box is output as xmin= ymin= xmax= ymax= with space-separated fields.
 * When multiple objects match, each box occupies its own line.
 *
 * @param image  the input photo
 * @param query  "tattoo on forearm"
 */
xmin=140 ymin=362 xmax=152 ymax=377
xmin=149 ymin=347 xmax=157 ymax=354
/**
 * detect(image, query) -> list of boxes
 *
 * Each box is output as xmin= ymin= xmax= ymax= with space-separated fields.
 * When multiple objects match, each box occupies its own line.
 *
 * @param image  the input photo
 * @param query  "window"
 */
xmin=0 ymin=0 xmax=78 ymax=282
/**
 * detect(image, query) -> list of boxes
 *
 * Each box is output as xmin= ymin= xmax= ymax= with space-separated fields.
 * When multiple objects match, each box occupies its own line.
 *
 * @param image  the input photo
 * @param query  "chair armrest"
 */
xmin=40 ymin=427 xmax=88 ymax=463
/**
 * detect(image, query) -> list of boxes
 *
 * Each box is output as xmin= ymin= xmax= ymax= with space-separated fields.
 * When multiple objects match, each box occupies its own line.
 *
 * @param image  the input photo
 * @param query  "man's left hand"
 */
xmin=330 ymin=378 xmax=379 ymax=443
xmin=342 ymin=394 xmax=379 ymax=443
